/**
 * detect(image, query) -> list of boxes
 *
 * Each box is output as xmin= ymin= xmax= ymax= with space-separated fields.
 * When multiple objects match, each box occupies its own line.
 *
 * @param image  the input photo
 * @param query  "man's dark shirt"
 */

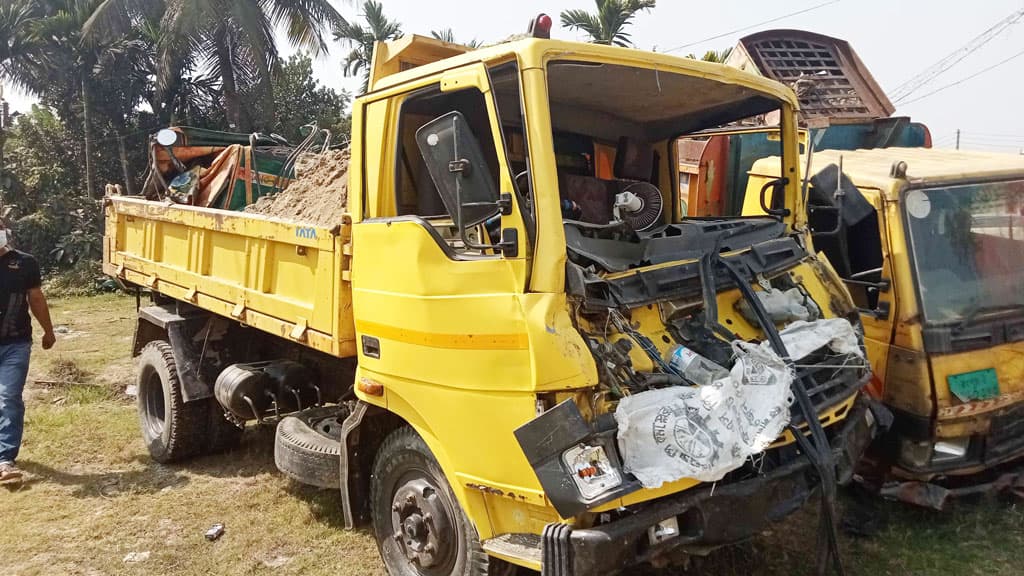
xmin=0 ymin=250 xmax=41 ymax=344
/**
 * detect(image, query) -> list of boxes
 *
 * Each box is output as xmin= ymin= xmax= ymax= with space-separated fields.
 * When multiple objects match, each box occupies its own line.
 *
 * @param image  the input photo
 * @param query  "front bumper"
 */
xmin=888 ymin=401 xmax=1024 ymax=479
xmin=543 ymin=396 xmax=880 ymax=576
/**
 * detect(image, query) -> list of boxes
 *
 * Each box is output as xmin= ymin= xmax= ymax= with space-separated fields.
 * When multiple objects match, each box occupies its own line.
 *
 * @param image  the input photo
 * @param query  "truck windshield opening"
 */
xmin=544 ymin=60 xmax=787 ymax=272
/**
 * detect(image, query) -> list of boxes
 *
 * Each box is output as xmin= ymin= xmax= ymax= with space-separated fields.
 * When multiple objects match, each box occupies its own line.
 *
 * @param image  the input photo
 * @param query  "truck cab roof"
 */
xmin=752 ymin=147 xmax=1024 ymax=198
xmin=365 ymin=35 xmax=799 ymax=109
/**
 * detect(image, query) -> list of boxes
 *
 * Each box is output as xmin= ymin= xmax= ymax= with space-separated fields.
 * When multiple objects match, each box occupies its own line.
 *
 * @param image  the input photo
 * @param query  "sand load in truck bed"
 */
xmin=244 ymin=148 xmax=350 ymax=227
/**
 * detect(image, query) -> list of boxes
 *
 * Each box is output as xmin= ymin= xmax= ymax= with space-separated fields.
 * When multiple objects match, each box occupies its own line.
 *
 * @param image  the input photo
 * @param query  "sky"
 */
xmin=5 ymin=0 xmax=1024 ymax=153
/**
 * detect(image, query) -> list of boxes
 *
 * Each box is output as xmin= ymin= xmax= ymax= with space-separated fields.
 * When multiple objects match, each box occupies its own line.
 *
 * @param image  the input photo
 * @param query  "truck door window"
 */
xmin=812 ymin=199 xmax=884 ymax=310
xmin=395 ymin=85 xmax=500 ymax=222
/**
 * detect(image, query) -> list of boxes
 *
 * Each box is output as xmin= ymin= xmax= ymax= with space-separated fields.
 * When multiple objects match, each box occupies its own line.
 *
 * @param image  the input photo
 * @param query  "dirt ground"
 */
xmin=4 ymin=294 xmax=1022 ymax=576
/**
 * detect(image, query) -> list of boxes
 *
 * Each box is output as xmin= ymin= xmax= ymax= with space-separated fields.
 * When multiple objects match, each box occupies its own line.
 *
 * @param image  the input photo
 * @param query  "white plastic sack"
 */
xmin=615 ymin=341 xmax=793 ymax=488
xmin=614 ymin=318 xmax=862 ymax=489
xmin=773 ymin=318 xmax=863 ymax=361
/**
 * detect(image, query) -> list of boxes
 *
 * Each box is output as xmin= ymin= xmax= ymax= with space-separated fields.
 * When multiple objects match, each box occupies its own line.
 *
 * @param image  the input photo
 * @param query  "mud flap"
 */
xmin=137 ymin=305 xmax=212 ymax=402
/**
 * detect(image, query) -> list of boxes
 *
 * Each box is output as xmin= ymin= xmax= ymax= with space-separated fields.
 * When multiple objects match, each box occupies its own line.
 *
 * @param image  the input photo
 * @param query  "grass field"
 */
xmin=3 ymin=294 xmax=1022 ymax=576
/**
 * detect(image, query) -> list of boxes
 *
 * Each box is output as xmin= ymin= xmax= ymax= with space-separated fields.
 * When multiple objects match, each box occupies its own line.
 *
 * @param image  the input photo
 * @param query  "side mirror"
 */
xmin=156 ymin=129 xmax=178 ymax=147
xmin=416 ymin=112 xmax=516 ymax=254
xmin=416 ymin=111 xmax=499 ymax=229
xmin=155 ymin=128 xmax=185 ymax=172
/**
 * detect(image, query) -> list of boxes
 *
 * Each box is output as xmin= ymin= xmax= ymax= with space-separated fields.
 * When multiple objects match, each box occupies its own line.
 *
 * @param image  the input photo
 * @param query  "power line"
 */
xmin=890 ymin=7 xmax=1024 ymax=103
xmin=960 ymin=135 xmax=1024 ymax=143
xmin=956 ymin=132 xmax=1024 ymax=141
xmin=662 ymin=0 xmax=841 ymax=54
xmin=898 ymin=47 xmax=1024 ymax=106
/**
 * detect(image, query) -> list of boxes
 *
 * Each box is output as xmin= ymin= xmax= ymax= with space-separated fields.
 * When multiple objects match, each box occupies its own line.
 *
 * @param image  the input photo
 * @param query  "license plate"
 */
xmin=948 ymin=368 xmax=1000 ymax=403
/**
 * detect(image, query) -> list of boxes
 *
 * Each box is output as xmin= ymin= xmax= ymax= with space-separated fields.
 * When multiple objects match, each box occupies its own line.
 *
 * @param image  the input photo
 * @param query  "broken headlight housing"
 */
xmin=899 ymin=436 xmax=972 ymax=468
xmin=562 ymin=443 xmax=623 ymax=501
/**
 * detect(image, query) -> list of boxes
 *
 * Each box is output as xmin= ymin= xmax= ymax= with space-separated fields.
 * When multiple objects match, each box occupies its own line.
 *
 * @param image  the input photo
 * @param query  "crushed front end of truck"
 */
xmin=513 ymin=218 xmax=882 ymax=574
xmin=507 ymin=51 xmax=884 ymax=575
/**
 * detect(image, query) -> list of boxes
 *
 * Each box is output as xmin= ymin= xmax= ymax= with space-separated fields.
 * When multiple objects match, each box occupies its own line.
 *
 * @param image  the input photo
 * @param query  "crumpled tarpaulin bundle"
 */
xmin=615 ymin=318 xmax=863 ymax=488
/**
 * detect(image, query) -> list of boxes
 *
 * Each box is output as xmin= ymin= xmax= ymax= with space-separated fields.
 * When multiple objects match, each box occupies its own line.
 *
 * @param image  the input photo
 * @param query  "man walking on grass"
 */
xmin=0 ymin=223 xmax=55 ymax=483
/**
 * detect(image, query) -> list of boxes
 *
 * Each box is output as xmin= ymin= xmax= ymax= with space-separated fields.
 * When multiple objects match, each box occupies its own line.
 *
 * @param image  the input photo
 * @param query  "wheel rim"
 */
xmin=389 ymin=473 xmax=457 ymax=574
xmin=141 ymin=368 xmax=166 ymax=439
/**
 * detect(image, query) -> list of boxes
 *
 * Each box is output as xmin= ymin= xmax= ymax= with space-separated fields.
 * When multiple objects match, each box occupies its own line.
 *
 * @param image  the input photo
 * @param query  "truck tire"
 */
xmin=274 ymin=406 xmax=349 ymax=489
xmin=371 ymin=427 xmax=513 ymax=576
xmin=137 ymin=341 xmax=208 ymax=463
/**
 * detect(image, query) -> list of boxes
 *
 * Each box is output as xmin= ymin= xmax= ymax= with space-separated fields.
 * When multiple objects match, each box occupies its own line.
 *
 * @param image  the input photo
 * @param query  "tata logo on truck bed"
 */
xmin=295 ymin=227 xmax=318 ymax=240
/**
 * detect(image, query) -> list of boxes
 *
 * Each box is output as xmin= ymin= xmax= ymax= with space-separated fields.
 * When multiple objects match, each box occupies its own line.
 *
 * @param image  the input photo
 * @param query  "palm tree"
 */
xmin=83 ymin=0 xmax=344 ymax=131
xmin=0 ymin=0 xmax=47 ymax=187
xmin=430 ymin=28 xmax=481 ymax=49
xmin=686 ymin=48 xmax=732 ymax=63
xmin=334 ymin=0 xmax=402 ymax=94
xmin=8 ymin=0 xmax=107 ymax=198
xmin=0 ymin=0 xmax=48 ymax=93
xmin=559 ymin=0 xmax=656 ymax=47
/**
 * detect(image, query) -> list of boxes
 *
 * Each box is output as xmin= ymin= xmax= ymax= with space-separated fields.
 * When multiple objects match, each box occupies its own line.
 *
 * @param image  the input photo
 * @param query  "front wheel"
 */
xmin=371 ymin=427 xmax=512 ymax=576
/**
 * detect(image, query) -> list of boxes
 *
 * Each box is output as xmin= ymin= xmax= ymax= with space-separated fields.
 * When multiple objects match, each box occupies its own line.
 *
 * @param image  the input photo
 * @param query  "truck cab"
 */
xmin=105 ymin=32 xmax=879 ymax=575
xmin=347 ymin=34 xmax=877 ymax=573
xmin=746 ymin=147 xmax=1024 ymax=503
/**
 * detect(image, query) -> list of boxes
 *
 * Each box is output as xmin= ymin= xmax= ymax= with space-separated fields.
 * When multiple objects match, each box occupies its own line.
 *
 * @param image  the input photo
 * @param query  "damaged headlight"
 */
xmin=931 ymin=437 xmax=971 ymax=464
xmin=562 ymin=443 xmax=623 ymax=500
xmin=899 ymin=437 xmax=972 ymax=468
xmin=515 ymin=399 xmax=642 ymax=518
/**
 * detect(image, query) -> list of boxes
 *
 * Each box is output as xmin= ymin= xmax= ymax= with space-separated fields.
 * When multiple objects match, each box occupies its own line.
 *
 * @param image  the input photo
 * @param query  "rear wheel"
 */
xmin=371 ymin=427 xmax=513 ymax=576
xmin=137 ymin=341 xmax=207 ymax=463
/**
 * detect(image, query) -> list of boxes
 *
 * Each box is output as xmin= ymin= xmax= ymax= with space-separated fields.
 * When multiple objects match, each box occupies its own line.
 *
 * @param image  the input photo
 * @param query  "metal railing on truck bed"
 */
xmin=103 ymin=196 xmax=356 ymax=358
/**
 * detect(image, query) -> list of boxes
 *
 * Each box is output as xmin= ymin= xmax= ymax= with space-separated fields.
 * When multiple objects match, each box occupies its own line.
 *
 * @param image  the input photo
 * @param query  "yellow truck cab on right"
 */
xmin=747 ymin=147 xmax=1024 ymax=504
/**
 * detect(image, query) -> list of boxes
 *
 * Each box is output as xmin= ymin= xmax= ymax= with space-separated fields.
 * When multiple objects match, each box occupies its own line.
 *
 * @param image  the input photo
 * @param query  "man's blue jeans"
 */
xmin=0 ymin=341 xmax=32 ymax=464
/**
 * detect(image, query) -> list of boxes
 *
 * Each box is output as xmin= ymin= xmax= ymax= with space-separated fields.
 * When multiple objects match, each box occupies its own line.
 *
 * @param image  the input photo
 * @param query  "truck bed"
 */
xmin=103 ymin=196 xmax=356 ymax=358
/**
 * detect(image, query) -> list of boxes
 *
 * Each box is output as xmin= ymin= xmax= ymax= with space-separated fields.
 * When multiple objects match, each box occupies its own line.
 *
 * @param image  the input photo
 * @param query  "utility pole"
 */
xmin=955 ymin=129 xmax=960 ymax=150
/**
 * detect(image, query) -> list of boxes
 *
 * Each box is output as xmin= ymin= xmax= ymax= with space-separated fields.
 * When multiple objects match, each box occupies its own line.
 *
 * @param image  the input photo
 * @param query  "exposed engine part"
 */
xmin=737 ymin=287 xmax=822 ymax=325
xmin=214 ymin=360 xmax=321 ymax=422
xmin=666 ymin=314 xmax=736 ymax=368
xmin=586 ymin=337 xmax=637 ymax=397
xmin=608 ymin=309 xmax=678 ymax=376
xmin=612 ymin=182 xmax=663 ymax=231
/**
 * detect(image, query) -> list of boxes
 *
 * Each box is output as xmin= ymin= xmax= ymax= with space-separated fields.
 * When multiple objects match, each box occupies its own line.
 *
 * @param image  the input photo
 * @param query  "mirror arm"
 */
xmin=455 ymin=182 xmax=517 ymax=255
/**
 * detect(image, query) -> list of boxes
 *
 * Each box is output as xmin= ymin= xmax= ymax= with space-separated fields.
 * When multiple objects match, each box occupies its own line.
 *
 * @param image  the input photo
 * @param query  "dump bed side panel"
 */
xmin=103 ymin=196 xmax=355 ymax=358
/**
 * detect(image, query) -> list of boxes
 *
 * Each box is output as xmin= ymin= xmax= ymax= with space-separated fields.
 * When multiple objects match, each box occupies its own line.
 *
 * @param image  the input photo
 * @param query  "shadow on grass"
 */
xmin=17 ymin=458 xmax=191 ymax=498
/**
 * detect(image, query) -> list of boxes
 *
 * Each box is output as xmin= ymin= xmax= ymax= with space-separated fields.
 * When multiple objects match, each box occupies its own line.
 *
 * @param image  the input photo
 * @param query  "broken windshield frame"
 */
xmin=543 ymin=59 xmax=798 ymax=272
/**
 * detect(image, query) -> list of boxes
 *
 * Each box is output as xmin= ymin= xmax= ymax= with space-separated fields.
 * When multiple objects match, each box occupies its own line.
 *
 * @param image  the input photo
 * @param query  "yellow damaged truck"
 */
xmin=104 ymin=29 xmax=882 ymax=575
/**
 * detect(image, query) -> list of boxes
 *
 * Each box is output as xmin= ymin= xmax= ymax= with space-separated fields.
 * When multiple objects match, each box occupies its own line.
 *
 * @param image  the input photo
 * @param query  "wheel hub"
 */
xmin=391 ymin=478 xmax=453 ymax=569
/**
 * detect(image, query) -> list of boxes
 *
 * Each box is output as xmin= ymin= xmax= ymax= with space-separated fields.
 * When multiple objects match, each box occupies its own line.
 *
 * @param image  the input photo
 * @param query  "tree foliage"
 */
xmin=334 ymin=0 xmax=402 ymax=94
xmin=686 ymin=47 xmax=732 ymax=63
xmin=0 ymin=0 xmax=356 ymax=277
xmin=3 ymin=106 xmax=102 ymax=269
xmin=431 ymin=28 xmax=481 ymax=49
xmin=560 ymin=0 xmax=656 ymax=47
xmin=84 ymin=0 xmax=344 ymax=131
xmin=269 ymin=54 xmax=351 ymax=144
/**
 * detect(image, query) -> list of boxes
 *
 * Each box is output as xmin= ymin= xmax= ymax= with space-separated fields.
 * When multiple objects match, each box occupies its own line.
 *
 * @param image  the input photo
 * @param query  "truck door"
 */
xmin=815 ymin=189 xmax=896 ymax=396
xmin=348 ymin=61 xmax=536 ymax=405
